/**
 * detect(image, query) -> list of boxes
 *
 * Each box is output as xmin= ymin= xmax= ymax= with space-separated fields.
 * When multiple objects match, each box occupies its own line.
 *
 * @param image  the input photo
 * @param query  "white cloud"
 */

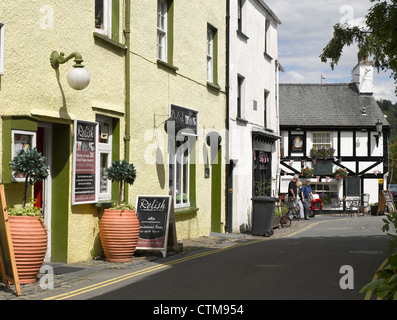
xmin=266 ymin=0 xmax=397 ymax=102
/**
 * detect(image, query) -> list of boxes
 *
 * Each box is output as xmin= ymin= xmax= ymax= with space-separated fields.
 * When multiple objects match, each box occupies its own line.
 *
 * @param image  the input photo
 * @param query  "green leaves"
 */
xmin=105 ymin=160 xmax=137 ymax=207
xmin=9 ymin=148 xmax=49 ymax=185
xmin=105 ymin=160 xmax=136 ymax=185
xmin=320 ymin=0 xmax=397 ymax=94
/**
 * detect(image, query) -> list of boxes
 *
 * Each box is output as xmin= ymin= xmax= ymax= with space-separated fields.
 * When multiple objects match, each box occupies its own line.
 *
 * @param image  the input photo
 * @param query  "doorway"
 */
xmin=34 ymin=124 xmax=52 ymax=261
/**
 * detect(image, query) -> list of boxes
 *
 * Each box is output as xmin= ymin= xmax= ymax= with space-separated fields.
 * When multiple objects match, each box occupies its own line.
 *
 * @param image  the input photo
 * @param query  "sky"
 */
xmin=265 ymin=0 xmax=397 ymax=103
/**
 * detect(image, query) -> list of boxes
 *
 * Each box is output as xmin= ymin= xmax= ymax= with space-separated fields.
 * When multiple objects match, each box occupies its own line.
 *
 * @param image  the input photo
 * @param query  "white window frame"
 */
xmin=312 ymin=132 xmax=332 ymax=150
xmin=0 ymin=22 xmax=4 ymax=75
xmin=95 ymin=0 xmax=112 ymax=38
xmin=11 ymin=130 xmax=37 ymax=182
xmin=207 ymin=27 xmax=214 ymax=82
xmin=97 ymin=116 xmax=113 ymax=201
xmin=157 ymin=0 xmax=168 ymax=62
xmin=169 ymin=143 xmax=191 ymax=209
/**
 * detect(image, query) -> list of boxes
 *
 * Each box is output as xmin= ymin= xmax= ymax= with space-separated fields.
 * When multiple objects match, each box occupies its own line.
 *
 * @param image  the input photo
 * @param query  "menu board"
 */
xmin=378 ymin=190 xmax=397 ymax=215
xmin=136 ymin=195 xmax=175 ymax=257
xmin=72 ymin=120 xmax=98 ymax=205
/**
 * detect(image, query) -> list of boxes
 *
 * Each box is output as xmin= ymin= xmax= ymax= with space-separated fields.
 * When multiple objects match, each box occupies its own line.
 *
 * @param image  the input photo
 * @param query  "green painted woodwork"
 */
xmin=167 ymin=0 xmax=174 ymax=65
xmin=111 ymin=118 xmax=121 ymax=203
xmin=213 ymin=27 xmax=219 ymax=85
xmin=51 ymin=123 xmax=70 ymax=262
xmin=211 ymin=146 xmax=222 ymax=233
xmin=1 ymin=117 xmax=38 ymax=184
xmin=112 ymin=0 xmax=120 ymax=42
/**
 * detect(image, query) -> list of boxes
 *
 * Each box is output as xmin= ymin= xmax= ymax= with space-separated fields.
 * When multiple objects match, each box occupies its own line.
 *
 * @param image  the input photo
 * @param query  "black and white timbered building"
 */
xmin=279 ymin=56 xmax=390 ymax=209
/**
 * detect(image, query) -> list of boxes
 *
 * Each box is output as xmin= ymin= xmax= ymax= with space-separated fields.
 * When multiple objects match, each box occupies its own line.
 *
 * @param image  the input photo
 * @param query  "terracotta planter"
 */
xmin=8 ymin=216 xmax=48 ymax=284
xmin=99 ymin=209 xmax=140 ymax=262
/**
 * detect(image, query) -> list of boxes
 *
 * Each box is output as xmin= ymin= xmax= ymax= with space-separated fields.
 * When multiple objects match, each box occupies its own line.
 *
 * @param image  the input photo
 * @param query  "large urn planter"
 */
xmin=8 ymin=147 xmax=50 ymax=284
xmin=99 ymin=209 xmax=140 ymax=262
xmin=9 ymin=216 xmax=48 ymax=284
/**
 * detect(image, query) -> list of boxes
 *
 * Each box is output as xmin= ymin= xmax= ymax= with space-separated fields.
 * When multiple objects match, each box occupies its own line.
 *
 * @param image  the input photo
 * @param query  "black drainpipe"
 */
xmin=225 ymin=0 xmax=232 ymax=233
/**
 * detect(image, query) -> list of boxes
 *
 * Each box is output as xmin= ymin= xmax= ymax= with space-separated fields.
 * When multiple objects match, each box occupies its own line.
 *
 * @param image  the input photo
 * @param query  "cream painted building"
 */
xmin=129 ymin=0 xmax=227 ymax=239
xmin=1 ymin=0 xmax=227 ymax=264
xmin=0 ymin=1 xmax=127 ymax=263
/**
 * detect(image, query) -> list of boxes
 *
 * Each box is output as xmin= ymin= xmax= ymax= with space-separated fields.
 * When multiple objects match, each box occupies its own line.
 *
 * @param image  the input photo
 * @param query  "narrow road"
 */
xmin=76 ymin=216 xmax=389 ymax=301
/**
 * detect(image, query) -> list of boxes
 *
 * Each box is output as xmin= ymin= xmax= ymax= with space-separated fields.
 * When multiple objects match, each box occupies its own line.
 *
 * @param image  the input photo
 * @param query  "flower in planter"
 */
xmin=310 ymin=147 xmax=335 ymax=159
xmin=301 ymin=166 xmax=314 ymax=178
xmin=333 ymin=168 xmax=348 ymax=180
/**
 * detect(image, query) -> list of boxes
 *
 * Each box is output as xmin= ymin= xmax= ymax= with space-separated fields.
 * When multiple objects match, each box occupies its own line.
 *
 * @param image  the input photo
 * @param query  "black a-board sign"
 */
xmin=135 ymin=195 xmax=178 ymax=258
xmin=378 ymin=190 xmax=397 ymax=215
xmin=0 ymin=184 xmax=21 ymax=296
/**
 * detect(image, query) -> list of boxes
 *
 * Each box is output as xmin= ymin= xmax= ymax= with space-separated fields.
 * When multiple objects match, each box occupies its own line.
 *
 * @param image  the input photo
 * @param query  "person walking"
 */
xmin=301 ymin=180 xmax=313 ymax=219
xmin=296 ymin=181 xmax=305 ymax=220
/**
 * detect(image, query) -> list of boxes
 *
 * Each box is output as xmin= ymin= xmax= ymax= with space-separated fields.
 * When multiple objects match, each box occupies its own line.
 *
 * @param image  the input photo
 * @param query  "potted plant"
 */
xmin=8 ymin=148 xmax=49 ymax=284
xmin=251 ymin=180 xmax=278 ymax=237
xmin=370 ymin=203 xmax=379 ymax=216
xmin=310 ymin=147 xmax=335 ymax=159
xmin=99 ymin=160 xmax=140 ymax=262
xmin=333 ymin=168 xmax=348 ymax=181
xmin=301 ymin=166 xmax=314 ymax=178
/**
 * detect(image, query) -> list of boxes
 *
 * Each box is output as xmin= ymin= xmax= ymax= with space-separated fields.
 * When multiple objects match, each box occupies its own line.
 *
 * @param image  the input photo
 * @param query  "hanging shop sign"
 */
xmin=169 ymin=104 xmax=199 ymax=136
xmin=135 ymin=195 xmax=178 ymax=258
xmin=72 ymin=120 xmax=99 ymax=205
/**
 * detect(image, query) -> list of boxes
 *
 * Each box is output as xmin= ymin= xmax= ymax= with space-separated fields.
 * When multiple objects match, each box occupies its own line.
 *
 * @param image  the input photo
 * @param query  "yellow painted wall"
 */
xmin=0 ymin=1 xmax=125 ymax=263
xmin=129 ymin=1 xmax=227 ymax=240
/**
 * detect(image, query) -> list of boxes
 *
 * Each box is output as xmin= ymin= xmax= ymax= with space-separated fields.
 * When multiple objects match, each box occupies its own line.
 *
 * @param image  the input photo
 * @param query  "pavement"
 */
xmin=0 ymin=214 xmax=363 ymax=300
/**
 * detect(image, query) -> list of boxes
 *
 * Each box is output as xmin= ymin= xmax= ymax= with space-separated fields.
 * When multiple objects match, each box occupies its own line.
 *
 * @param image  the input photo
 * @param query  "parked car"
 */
xmin=388 ymin=184 xmax=397 ymax=203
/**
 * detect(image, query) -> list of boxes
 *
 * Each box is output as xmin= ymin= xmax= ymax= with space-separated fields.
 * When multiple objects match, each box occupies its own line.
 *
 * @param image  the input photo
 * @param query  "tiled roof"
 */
xmin=279 ymin=83 xmax=389 ymax=128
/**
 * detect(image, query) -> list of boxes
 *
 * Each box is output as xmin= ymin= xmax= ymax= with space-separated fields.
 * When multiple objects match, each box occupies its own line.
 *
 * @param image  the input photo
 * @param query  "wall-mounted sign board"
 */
xmin=0 ymin=184 xmax=21 ymax=296
xmin=378 ymin=190 xmax=397 ymax=215
xmin=135 ymin=195 xmax=178 ymax=258
xmin=72 ymin=120 xmax=99 ymax=205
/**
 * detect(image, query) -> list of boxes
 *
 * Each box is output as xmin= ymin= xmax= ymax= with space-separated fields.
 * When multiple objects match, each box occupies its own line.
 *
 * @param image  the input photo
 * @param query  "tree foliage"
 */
xmin=105 ymin=160 xmax=137 ymax=207
xmin=320 ymin=0 xmax=397 ymax=94
xmin=9 ymin=148 xmax=49 ymax=208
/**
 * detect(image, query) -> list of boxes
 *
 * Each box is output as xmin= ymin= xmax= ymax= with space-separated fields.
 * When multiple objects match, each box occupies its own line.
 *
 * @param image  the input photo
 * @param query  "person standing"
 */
xmin=301 ymin=180 xmax=313 ymax=219
xmin=296 ymin=181 xmax=305 ymax=219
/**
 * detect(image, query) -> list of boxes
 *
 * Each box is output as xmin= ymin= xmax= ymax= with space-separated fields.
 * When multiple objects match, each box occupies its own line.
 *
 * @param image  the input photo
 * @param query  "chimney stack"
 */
xmin=352 ymin=53 xmax=373 ymax=95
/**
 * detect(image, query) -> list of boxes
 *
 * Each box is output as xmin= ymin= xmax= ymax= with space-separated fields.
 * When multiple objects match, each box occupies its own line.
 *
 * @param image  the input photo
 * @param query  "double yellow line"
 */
xmin=43 ymin=218 xmax=382 ymax=300
xmin=44 ymin=239 xmax=264 ymax=300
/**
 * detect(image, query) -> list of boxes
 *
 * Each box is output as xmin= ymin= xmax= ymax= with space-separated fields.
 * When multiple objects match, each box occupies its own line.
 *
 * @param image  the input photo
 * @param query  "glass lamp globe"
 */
xmin=67 ymin=67 xmax=90 ymax=90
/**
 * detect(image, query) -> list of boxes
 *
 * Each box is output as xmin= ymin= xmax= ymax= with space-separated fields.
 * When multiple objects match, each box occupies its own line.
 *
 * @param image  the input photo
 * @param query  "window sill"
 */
xmin=93 ymin=32 xmax=127 ymax=51
xmin=157 ymin=59 xmax=179 ymax=72
xmin=236 ymin=30 xmax=249 ymax=41
xmin=206 ymin=81 xmax=221 ymax=91
xmin=175 ymin=206 xmax=199 ymax=216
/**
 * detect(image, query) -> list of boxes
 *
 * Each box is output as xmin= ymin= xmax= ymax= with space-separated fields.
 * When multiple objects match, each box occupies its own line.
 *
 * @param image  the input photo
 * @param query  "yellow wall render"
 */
xmin=0 ymin=1 xmax=126 ymax=263
xmin=129 ymin=0 xmax=227 ymax=240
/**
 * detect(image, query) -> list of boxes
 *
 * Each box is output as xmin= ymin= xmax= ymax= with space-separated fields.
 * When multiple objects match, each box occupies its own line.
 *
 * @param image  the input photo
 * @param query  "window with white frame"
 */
xmin=96 ymin=115 xmax=113 ymax=201
xmin=169 ymin=140 xmax=191 ymax=209
xmin=0 ymin=22 xmax=4 ymax=75
xmin=207 ymin=26 xmax=214 ymax=82
xmin=312 ymin=132 xmax=332 ymax=150
xmin=157 ymin=0 xmax=168 ymax=62
xmin=95 ymin=0 xmax=112 ymax=38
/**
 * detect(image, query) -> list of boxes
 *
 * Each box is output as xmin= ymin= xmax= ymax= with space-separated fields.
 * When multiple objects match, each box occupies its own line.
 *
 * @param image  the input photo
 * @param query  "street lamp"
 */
xmin=50 ymin=51 xmax=90 ymax=90
xmin=374 ymin=119 xmax=383 ymax=148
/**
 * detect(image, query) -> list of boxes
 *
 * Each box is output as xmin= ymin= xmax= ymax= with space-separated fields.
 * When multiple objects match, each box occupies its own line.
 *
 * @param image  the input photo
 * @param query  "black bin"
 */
xmin=251 ymin=196 xmax=278 ymax=237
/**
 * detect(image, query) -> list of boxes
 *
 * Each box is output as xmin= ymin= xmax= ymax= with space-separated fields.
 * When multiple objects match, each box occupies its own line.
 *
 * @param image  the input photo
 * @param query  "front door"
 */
xmin=34 ymin=124 xmax=52 ymax=261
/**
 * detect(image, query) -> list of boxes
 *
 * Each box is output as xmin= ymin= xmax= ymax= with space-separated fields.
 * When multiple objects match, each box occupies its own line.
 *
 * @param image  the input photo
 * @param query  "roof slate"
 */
xmin=279 ymin=83 xmax=389 ymax=128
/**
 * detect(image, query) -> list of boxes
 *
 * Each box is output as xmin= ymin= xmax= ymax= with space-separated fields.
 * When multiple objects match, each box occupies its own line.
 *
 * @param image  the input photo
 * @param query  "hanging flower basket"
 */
xmin=333 ymin=168 xmax=348 ymax=180
xmin=310 ymin=147 xmax=335 ymax=159
xmin=301 ymin=166 xmax=314 ymax=178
